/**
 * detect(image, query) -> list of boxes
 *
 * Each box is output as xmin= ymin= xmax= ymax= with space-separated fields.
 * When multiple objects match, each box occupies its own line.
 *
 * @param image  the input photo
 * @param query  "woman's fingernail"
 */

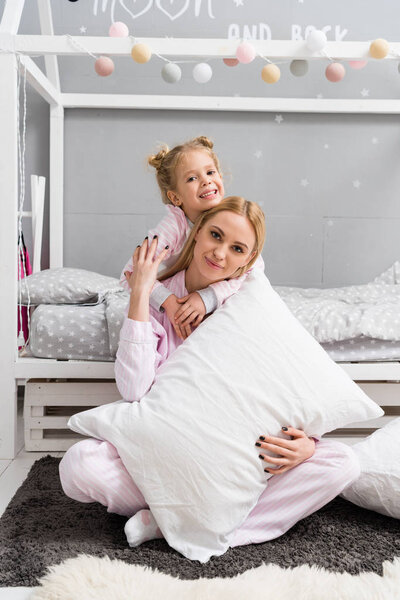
xmin=258 ymin=454 xmax=264 ymax=460
xmin=165 ymin=245 xmax=169 ymax=249
xmin=264 ymin=468 xmax=269 ymax=473
xmin=282 ymin=427 xmax=288 ymax=431
xmin=259 ymin=436 xmax=265 ymax=441
xmin=153 ymin=235 xmax=158 ymax=238
xmin=145 ymin=236 xmax=148 ymax=240
xmin=255 ymin=442 xmax=261 ymax=447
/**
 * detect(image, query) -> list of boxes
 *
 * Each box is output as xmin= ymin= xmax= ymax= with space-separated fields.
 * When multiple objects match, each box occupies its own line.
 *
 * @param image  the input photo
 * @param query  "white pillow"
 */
xmin=341 ymin=418 xmax=400 ymax=519
xmin=69 ymin=272 xmax=383 ymax=562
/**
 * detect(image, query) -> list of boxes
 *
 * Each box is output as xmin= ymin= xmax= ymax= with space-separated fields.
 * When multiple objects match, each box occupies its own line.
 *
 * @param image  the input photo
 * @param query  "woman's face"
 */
xmin=193 ymin=210 xmax=257 ymax=282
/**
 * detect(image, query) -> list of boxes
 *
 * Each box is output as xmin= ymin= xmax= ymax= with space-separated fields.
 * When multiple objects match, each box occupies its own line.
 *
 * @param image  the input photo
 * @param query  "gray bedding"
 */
xmin=26 ymin=262 xmax=400 ymax=362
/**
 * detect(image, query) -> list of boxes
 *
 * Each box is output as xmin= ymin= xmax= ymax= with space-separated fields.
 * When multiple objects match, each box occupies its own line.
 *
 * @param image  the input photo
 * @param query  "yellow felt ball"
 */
xmin=131 ymin=43 xmax=152 ymax=64
xmin=369 ymin=38 xmax=389 ymax=59
xmin=261 ymin=64 xmax=281 ymax=84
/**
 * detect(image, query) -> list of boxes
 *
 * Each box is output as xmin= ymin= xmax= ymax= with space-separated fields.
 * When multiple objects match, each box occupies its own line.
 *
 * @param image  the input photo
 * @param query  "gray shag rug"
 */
xmin=0 ymin=456 xmax=399 ymax=587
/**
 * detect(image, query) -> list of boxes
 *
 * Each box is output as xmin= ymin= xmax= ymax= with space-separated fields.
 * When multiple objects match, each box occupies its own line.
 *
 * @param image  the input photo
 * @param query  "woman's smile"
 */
xmin=204 ymin=256 xmax=223 ymax=270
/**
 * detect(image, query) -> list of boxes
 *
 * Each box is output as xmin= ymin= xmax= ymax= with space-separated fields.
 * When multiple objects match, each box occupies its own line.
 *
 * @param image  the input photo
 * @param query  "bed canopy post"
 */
xmin=0 ymin=52 xmax=20 ymax=459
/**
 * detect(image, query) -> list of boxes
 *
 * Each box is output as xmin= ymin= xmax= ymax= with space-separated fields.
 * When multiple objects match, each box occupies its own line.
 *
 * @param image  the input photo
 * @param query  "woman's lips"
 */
xmin=205 ymin=256 xmax=223 ymax=270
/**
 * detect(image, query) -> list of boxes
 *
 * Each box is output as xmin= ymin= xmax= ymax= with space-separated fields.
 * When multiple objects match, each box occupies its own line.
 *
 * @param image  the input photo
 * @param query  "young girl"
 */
xmin=60 ymin=198 xmax=359 ymax=551
xmin=120 ymin=136 xmax=264 ymax=339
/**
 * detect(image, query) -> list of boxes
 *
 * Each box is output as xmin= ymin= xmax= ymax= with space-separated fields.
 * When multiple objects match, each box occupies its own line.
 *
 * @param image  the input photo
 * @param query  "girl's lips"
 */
xmin=205 ymin=256 xmax=223 ymax=270
xmin=200 ymin=190 xmax=217 ymax=199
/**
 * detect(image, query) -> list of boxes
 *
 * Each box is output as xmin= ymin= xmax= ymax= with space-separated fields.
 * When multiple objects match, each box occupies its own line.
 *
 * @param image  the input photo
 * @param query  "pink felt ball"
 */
xmin=325 ymin=62 xmax=345 ymax=82
xmin=109 ymin=21 xmax=129 ymax=37
xmin=236 ymin=42 xmax=256 ymax=64
xmin=94 ymin=56 xmax=114 ymax=77
xmin=223 ymin=58 xmax=239 ymax=67
xmin=348 ymin=60 xmax=367 ymax=70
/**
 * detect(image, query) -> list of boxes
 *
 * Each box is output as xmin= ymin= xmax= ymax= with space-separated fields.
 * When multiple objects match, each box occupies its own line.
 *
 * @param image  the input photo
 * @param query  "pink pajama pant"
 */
xmin=59 ymin=438 xmax=360 ymax=547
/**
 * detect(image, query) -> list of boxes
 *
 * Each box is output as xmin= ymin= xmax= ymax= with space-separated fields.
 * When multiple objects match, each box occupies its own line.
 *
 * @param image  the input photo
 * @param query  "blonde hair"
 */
xmin=159 ymin=196 xmax=265 ymax=282
xmin=148 ymin=136 xmax=222 ymax=205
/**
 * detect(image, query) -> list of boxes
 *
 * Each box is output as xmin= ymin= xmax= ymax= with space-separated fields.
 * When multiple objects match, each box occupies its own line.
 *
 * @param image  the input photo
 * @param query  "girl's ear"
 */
xmin=167 ymin=190 xmax=181 ymax=206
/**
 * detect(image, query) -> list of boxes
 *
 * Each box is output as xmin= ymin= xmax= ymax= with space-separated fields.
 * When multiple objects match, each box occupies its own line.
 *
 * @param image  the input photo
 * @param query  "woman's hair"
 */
xmin=148 ymin=136 xmax=222 ymax=205
xmin=159 ymin=196 xmax=265 ymax=282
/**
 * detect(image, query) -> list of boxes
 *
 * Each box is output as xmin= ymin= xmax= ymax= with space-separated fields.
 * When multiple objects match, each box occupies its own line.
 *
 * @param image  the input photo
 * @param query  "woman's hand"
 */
xmin=124 ymin=237 xmax=169 ymax=296
xmin=256 ymin=427 xmax=315 ymax=476
xmin=173 ymin=292 xmax=206 ymax=339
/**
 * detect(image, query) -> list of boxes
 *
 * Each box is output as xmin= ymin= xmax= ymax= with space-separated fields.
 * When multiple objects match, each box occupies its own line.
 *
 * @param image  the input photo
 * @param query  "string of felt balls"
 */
xmin=81 ymin=22 xmax=397 ymax=84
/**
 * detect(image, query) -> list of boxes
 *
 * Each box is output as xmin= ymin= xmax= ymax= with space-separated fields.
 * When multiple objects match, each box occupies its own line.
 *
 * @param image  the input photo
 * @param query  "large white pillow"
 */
xmin=341 ymin=418 xmax=400 ymax=519
xmin=69 ymin=272 xmax=383 ymax=562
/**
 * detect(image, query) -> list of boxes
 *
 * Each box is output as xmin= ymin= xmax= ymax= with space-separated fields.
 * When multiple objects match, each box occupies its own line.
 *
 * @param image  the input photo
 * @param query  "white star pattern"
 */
xmin=316 ymin=94 xmax=323 ymax=99
xmin=79 ymin=26 xmax=87 ymax=34
xmin=361 ymin=89 xmax=369 ymax=97
xmin=352 ymin=180 xmax=361 ymax=189
xmin=275 ymin=114 xmax=284 ymax=124
xmin=233 ymin=0 xmax=243 ymax=5
xmin=372 ymin=137 xmax=379 ymax=144
xmin=323 ymin=144 xmax=330 ymax=150
xmin=254 ymin=150 xmax=263 ymax=159
xmin=300 ymin=179 xmax=309 ymax=187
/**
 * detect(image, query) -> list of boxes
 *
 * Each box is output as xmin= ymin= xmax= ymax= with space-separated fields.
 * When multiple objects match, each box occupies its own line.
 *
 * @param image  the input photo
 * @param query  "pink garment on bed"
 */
xmin=18 ymin=239 xmax=32 ymax=348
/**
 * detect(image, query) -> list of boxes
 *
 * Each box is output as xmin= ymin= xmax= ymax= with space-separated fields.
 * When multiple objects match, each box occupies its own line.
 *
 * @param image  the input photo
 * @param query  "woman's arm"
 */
xmin=115 ymin=239 xmax=169 ymax=402
xmin=256 ymin=426 xmax=316 ymax=475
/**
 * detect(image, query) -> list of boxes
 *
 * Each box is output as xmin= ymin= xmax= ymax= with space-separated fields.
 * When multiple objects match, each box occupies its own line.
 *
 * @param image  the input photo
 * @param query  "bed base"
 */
xmin=21 ymin=361 xmax=400 ymax=452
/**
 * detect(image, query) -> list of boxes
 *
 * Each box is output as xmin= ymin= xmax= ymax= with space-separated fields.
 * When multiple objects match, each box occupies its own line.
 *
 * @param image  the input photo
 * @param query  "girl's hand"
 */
xmin=124 ymin=237 xmax=169 ymax=296
xmin=161 ymin=294 xmax=188 ymax=340
xmin=256 ymin=427 xmax=315 ymax=476
xmin=173 ymin=292 xmax=206 ymax=339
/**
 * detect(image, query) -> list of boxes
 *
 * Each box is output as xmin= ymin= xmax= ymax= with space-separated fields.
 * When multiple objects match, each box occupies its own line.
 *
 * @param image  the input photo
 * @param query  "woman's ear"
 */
xmin=194 ymin=226 xmax=202 ymax=242
xmin=167 ymin=190 xmax=181 ymax=206
xmin=242 ymin=250 xmax=257 ymax=268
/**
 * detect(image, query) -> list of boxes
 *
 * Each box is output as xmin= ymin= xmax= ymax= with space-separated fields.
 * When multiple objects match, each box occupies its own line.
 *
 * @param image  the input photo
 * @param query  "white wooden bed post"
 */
xmin=0 ymin=0 xmax=25 ymax=458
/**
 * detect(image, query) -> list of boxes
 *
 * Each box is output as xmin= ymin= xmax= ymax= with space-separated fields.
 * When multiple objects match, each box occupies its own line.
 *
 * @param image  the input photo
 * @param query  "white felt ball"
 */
xmin=108 ymin=22 xmax=129 ymax=37
xmin=94 ymin=56 xmax=114 ymax=77
xmin=193 ymin=63 xmax=212 ymax=83
xmin=290 ymin=60 xmax=309 ymax=77
xmin=162 ymin=63 xmax=182 ymax=83
xmin=306 ymin=30 xmax=327 ymax=52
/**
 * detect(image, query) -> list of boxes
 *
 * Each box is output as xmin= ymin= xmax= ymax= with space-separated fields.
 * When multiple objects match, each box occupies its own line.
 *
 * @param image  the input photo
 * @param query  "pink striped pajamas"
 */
xmin=59 ymin=268 xmax=360 ymax=547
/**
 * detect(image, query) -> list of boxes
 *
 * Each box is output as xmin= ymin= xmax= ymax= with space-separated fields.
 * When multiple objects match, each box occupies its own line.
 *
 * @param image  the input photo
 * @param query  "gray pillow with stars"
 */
xmin=19 ymin=267 xmax=122 ymax=306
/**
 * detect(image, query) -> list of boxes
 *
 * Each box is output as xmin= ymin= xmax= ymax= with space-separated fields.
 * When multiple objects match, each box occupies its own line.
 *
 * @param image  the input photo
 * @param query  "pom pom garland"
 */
xmin=369 ymin=38 xmax=389 ymax=59
xmin=161 ymin=62 xmax=182 ymax=83
xmin=348 ymin=60 xmax=367 ymax=69
xmin=261 ymin=64 xmax=281 ymax=84
xmin=290 ymin=60 xmax=309 ymax=77
xmin=94 ymin=56 xmax=114 ymax=76
xmin=109 ymin=22 xmax=129 ymax=37
xmin=325 ymin=62 xmax=345 ymax=82
xmin=306 ymin=30 xmax=327 ymax=52
xmin=223 ymin=58 xmax=239 ymax=67
xmin=131 ymin=43 xmax=152 ymax=63
xmin=193 ymin=62 xmax=213 ymax=83
xmin=236 ymin=41 xmax=256 ymax=64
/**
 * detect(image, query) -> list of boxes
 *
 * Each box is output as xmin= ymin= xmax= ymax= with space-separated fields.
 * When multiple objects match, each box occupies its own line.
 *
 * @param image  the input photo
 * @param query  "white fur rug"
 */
xmin=31 ymin=554 xmax=400 ymax=600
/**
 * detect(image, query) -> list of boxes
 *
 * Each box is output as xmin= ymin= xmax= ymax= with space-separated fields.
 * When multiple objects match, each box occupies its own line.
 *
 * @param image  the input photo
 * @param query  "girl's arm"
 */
xmin=115 ymin=239 xmax=169 ymax=402
xmin=119 ymin=205 xmax=189 ymax=311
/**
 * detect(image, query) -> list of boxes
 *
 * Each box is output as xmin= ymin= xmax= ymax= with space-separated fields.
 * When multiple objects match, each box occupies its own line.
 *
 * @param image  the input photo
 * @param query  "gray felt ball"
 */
xmin=290 ymin=60 xmax=309 ymax=77
xmin=162 ymin=63 xmax=182 ymax=83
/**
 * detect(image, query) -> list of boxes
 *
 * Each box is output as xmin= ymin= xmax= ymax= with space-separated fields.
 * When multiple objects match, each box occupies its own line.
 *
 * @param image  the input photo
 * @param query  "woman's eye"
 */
xmin=211 ymin=231 xmax=220 ymax=239
xmin=233 ymin=246 xmax=243 ymax=253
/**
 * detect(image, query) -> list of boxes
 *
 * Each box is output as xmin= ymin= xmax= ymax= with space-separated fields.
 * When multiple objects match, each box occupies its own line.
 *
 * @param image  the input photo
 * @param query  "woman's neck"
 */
xmin=185 ymin=261 xmax=214 ymax=294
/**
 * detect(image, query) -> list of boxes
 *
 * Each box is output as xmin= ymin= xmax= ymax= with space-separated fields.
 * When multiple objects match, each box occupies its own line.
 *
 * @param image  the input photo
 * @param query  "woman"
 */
xmin=60 ymin=197 xmax=360 ymax=549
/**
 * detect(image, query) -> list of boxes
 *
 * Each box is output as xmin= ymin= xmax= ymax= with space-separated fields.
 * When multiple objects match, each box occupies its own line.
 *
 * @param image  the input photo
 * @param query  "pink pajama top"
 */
xmin=115 ymin=270 xmax=187 ymax=402
xmin=120 ymin=205 xmax=265 ymax=315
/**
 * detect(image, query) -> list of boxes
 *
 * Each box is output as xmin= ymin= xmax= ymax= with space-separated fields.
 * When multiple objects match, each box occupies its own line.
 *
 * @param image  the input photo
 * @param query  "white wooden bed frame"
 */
xmin=1 ymin=0 xmax=400 ymax=458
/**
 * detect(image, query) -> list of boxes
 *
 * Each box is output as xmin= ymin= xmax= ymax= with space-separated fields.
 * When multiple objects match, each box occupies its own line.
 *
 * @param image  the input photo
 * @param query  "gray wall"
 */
xmin=5 ymin=0 xmax=400 ymax=286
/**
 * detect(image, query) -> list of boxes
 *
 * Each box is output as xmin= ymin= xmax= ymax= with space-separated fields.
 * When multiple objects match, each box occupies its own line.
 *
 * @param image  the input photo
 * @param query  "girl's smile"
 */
xmin=167 ymin=150 xmax=225 ymax=222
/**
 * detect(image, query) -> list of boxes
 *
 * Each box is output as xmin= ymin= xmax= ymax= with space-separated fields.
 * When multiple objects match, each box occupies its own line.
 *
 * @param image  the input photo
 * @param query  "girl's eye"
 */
xmin=233 ymin=246 xmax=243 ymax=253
xmin=207 ymin=170 xmax=216 ymax=175
xmin=187 ymin=176 xmax=196 ymax=182
xmin=211 ymin=231 xmax=220 ymax=239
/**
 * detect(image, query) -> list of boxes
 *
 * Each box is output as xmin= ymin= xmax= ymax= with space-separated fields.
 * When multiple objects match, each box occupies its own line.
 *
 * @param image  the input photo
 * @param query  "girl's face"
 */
xmin=168 ymin=150 xmax=225 ymax=222
xmin=193 ymin=210 xmax=256 ymax=283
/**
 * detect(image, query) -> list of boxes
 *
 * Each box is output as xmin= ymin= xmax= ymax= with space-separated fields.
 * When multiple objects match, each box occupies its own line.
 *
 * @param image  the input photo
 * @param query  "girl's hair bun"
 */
xmin=148 ymin=145 xmax=169 ymax=169
xmin=194 ymin=136 xmax=214 ymax=149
